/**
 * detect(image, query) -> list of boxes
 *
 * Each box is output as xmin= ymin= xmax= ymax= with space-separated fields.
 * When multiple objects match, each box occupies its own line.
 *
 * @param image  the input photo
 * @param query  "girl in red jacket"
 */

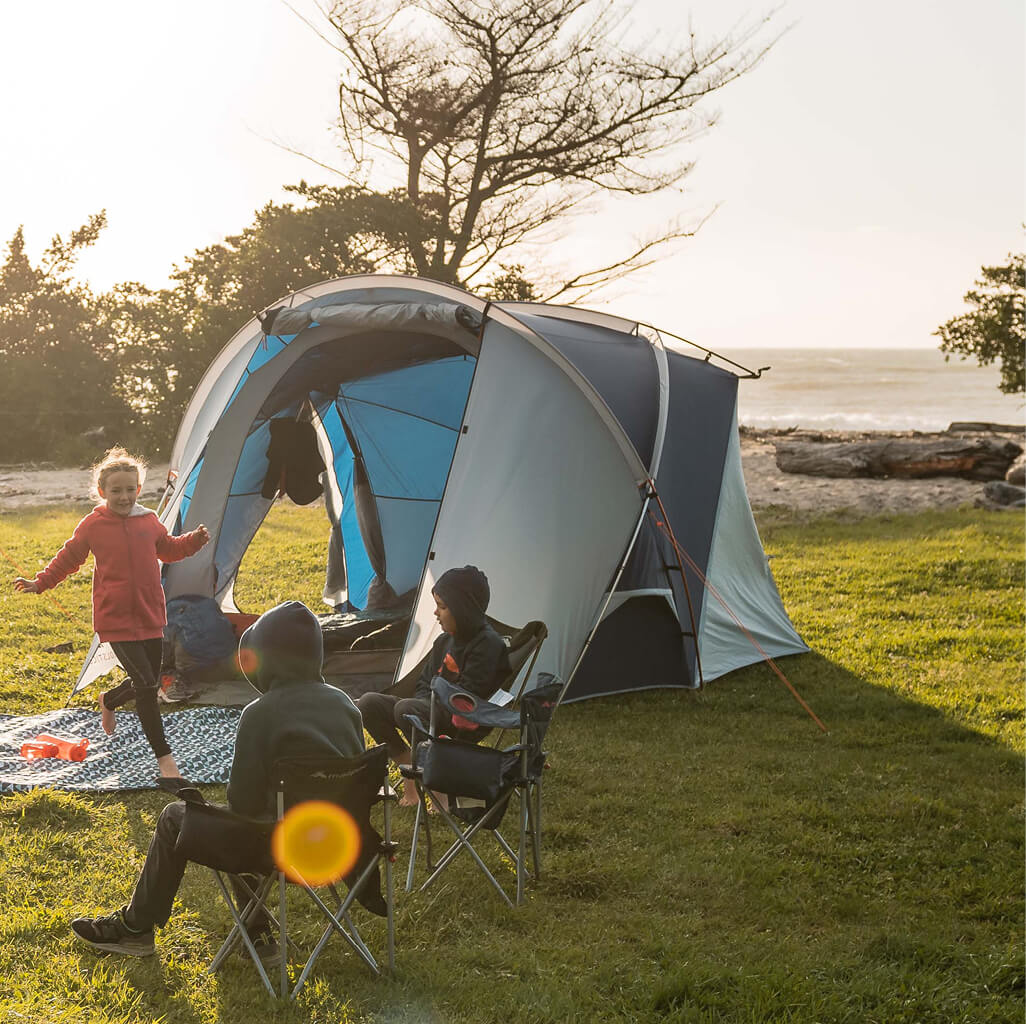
xmin=13 ymin=447 xmax=210 ymax=790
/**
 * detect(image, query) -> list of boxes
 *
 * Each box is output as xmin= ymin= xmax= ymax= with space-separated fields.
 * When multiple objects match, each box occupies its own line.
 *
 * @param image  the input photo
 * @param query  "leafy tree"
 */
xmin=0 ymin=217 xmax=136 ymax=463
xmin=936 ymin=253 xmax=1025 ymax=395
xmin=115 ymin=184 xmax=425 ymax=450
xmin=319 ymin=0 xmax=775 ymax=299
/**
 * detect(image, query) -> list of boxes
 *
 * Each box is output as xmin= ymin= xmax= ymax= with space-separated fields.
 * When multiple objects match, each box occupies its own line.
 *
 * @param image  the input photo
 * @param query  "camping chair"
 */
xmin=399 ymin=619 xmax=547 ymax=890
xmin=176 ymin=745 xmax=397 ymax=999
xmin=403 ymin=674 xmax=562 ymax=906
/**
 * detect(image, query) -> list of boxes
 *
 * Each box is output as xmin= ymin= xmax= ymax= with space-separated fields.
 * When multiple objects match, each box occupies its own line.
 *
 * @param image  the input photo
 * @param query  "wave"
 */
xmin=738 ymin=410 xmax=969 ymax=432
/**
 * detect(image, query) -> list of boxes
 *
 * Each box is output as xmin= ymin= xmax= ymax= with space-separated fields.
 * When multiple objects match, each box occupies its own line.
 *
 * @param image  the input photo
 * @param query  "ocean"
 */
xmin=709 ymin=347 xmax=1025 ymax=433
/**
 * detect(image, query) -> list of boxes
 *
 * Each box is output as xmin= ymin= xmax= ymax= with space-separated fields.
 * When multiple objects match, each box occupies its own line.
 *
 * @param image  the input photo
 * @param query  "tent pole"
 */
xmin=648 ymin=501 xmax=706 ymax=689
xmin=557 ymin=488 xmax=654 ymax=706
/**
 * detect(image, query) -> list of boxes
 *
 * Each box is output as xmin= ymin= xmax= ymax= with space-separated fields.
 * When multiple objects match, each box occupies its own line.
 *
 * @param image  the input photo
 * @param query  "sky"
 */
xmin=1 ymin=0 xmax=1021 ymax=351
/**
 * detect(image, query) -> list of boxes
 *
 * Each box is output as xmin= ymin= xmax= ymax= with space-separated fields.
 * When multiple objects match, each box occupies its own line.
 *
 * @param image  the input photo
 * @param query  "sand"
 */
xmin=0 ymin=431 xmax=1020 ymax=518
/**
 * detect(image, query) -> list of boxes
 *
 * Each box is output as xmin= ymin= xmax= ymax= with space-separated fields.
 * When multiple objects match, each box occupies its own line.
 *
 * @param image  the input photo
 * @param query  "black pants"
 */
xmin=124 ymin=802 xmax=269 ymax=936
xmin=106 ymin=638 xmax=172 ymax=760
xmin=357 ymin=693 xmax=435 ymax=759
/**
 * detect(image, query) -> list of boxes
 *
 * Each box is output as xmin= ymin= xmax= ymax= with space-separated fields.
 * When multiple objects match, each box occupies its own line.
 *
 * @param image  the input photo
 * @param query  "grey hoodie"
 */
xmin=226 ymin=601 xmax=364 ymax=818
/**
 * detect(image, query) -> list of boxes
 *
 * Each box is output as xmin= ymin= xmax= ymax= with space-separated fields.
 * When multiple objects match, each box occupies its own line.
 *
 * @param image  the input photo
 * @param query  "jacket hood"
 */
xmin=92 ymin=503 xmax=155 ymax=519
xmin=239 ymin=600 xmax=324 ymax=693
xmin=432 ymin=565 xmax=490 ymax=639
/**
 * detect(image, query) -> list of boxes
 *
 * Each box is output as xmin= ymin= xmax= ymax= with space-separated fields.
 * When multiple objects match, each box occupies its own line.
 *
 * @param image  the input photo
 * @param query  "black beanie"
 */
xmin=432 ymin=565 xmax=490 ymax=638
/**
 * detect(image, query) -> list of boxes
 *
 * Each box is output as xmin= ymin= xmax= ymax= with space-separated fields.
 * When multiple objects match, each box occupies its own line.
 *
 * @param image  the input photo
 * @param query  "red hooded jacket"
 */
xmin=33 ymin=505 xmax=207 ymax=643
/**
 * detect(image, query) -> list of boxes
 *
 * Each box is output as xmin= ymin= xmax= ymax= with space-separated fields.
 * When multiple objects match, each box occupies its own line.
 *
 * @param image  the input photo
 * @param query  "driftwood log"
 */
xmin=774 ymin=437 xmax=1023 ymax=480
xmin=947 ymin=421 xmax=1024 ymax=434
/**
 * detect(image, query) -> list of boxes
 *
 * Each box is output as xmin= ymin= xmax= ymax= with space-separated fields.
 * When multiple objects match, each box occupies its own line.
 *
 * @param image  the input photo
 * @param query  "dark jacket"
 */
xmin=226 ymin=601 xmax=364 ymax=819
xmin=416 ymin=566 xmax=510 ymax=700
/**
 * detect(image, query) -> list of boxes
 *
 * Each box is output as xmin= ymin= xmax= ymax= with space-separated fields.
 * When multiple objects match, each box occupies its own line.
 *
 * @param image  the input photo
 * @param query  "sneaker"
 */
xmin=243 ymin=935 xmax=282 ymax=971
xmin=71 ymin=909 xmax=155 ymax=957
xmin=158 ymin=674 xmax=195 ymax=704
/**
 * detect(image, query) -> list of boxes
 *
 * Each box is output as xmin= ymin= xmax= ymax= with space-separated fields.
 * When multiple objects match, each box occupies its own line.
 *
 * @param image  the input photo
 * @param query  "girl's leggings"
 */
xmin=105 ymin=639 xmax=172 ymax=760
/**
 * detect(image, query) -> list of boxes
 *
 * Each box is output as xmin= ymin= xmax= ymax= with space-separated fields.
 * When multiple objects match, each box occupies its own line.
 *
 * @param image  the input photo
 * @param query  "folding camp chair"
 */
xmin=399 ymin=619 xmax=547 ymax=887
xmin=404 ymin=675 xmax=562 ymax=906
xmin=177 ymin=745 xmax=397 ymax=999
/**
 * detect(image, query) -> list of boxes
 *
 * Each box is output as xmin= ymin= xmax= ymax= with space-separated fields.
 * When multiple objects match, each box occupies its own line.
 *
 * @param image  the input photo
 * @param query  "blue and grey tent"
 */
xmin=71 ymin=275 xmax=807 ymax=703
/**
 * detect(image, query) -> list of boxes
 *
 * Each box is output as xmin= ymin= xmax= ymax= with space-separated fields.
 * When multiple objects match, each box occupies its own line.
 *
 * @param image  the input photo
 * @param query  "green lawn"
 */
xmin=0 ymin=503 xmax=1022 ymax=1023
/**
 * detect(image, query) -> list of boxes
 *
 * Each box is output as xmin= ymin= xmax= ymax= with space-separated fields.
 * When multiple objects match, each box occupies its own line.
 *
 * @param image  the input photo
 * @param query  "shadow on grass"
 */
xmin=2 ymin=648 xmax=1022 ymax=1023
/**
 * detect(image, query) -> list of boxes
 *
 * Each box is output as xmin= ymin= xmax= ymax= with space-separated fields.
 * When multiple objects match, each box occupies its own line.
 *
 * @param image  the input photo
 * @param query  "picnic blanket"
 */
xmin=0 ymin=707 xmax=242 ymax=794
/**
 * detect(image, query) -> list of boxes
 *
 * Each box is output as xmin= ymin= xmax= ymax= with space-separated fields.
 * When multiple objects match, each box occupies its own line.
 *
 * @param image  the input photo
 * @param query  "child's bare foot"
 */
xmin=156 ymin=753 xmax=182 ymax=779
xmin=98 ymin=691 xmax=115 ymax=735
xmin=399 ymin=778 xmax=420 ymax=807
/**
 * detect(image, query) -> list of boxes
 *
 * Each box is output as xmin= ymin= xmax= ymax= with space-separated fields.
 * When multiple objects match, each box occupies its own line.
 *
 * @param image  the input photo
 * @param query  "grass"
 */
xmin=0 ymin=502 xmax=1022 ymax=1023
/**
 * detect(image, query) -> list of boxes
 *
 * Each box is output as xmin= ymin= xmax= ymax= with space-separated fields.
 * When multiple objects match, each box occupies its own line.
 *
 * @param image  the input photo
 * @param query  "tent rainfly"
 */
xmin=71 ymin=275 xmax=808 ymax=703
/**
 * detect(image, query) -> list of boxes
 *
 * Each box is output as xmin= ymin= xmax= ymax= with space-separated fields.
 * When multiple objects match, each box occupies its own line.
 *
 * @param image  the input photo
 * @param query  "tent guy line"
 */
xmin=648 ymin=499 xmax=828 ymax=733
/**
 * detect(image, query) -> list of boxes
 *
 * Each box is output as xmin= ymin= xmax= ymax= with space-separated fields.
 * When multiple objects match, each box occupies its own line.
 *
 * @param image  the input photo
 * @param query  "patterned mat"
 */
xmin=0 ymin=707 xmax=242 ymax=794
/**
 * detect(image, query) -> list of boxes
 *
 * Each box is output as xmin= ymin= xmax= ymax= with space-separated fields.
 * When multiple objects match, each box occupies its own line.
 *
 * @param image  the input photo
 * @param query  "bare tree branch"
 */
xmin=306 ymin=0 xmax=778 ymax=288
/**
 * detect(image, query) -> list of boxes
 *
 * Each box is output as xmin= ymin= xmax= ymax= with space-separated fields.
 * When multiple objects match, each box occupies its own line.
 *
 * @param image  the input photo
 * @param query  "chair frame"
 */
xmin=400 ymin=622 xmax=547 ymax=897
xmin=404 ymin=676 xmax=560 ymax=906
xmin=203 ymin=746 xmax=397 ymax=999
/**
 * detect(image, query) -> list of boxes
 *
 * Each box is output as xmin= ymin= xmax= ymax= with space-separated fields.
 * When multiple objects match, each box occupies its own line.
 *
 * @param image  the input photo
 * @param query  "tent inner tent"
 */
xmin=71 ymin=276 xmax=807 ymax=703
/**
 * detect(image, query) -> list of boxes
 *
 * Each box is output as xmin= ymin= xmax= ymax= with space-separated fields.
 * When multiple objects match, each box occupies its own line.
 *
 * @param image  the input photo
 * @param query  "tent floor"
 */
xmin=160 ymin=648 xmax=402 ymax=708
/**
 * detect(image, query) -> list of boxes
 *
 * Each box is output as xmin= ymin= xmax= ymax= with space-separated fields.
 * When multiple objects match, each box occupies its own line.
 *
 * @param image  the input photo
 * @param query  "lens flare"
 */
xmin=272 ymin=800 xmax=361 ymax=886
xmin=237 ymin=647 xmax=260 ymax=679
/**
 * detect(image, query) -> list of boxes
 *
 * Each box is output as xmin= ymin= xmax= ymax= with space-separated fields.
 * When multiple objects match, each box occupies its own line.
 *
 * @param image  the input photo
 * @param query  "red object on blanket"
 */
xmin=33 ymin=733 xmax=89 ymax=762
xmin=20 ymin=741 xmax=59 ymax=760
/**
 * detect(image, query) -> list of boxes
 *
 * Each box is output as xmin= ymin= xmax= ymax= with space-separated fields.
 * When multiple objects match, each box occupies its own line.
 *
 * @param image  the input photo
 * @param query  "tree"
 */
xmin=313 ymin=0 xmax=774 ymax=300
xmin=936 ymin=253 xmax=1025 ymax=395
xmin=0 ymin=217 xmax=136 ymax=463
xmin=115 ymin=184 xmax=424 ymax=450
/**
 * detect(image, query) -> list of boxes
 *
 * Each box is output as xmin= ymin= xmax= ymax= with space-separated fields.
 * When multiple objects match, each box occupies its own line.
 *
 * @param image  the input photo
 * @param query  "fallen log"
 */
xmin=774 ymin=437 xmax=1023 ymax=480
xmin=947 ymin=421 xmax=1024 ymax=434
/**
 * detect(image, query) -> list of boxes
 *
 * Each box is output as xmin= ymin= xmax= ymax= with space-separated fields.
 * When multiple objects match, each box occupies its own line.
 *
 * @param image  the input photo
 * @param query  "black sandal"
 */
xmin=156 ymin=776 xmax=194 ymax=794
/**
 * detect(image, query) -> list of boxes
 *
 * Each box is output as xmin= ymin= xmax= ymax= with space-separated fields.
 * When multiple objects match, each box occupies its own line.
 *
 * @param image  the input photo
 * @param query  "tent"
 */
xmin=71 ymin=275 xmax=807 ymax=703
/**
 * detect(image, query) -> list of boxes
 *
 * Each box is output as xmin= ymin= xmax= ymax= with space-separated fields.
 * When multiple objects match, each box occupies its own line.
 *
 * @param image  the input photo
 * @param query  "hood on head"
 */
xmin=239 ymin=601 xmax=324 ymax=693
xmin=432 ymin=565 xmax=490 ymax=638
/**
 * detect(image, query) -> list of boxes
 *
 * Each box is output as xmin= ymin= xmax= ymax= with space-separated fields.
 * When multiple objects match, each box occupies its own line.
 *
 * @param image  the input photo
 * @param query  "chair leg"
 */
xmin=210 ymin=871 xmax=277 ymax=998
xmin=405 ymin=791 xmax=423 ymax=893
xmin=418 ymin=796 xmax=515 ymax=907
xmin=209 ymin=874 xmax=268 ymax=971
xmin=291 ymin=855 xmax=384 ymax=998
xmin=530 ymin=781 xmax=543 ymax=878
xmin=517 ymin=783 xmax=529 ymax=905
xmin=279 ymin=865 xmax=289 ymax=997
xmin=383 ymin=797 xmax=396 ymax=973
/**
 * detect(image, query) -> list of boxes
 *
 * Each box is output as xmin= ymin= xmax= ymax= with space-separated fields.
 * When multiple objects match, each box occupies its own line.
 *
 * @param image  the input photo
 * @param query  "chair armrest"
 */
xmin=430 ymin=677 xmax=520 ymax=730
xmin=403 ymin=713 xmax=430 ymax=736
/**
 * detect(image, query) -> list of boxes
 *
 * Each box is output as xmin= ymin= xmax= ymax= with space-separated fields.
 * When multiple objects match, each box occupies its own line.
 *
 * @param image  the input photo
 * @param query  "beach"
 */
xmin=0 ymin=429 xmax=1019 ymax=518
xmin=737 ymin=430 xmax=1009 ymax=517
